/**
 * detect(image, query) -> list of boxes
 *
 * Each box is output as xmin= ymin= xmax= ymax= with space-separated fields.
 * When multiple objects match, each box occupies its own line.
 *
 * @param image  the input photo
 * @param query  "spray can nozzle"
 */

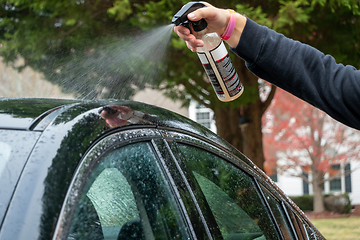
xmin=172 ymin=2 xmax=207 ymax=33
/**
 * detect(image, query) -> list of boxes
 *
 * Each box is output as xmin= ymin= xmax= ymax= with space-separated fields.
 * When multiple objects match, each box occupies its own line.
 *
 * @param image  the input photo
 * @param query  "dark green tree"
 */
xmin=0 ymin=0 xmax=359 ymax=169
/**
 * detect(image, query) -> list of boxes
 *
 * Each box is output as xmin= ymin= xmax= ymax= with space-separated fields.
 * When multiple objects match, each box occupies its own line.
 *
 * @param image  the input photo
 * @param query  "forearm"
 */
xmin=231 ymin=18 xmax=360 ymax=129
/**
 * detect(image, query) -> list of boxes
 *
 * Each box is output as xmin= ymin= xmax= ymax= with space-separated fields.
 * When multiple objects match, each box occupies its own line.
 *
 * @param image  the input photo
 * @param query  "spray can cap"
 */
xmin=172 ymin=2 xmax=207 ymax=32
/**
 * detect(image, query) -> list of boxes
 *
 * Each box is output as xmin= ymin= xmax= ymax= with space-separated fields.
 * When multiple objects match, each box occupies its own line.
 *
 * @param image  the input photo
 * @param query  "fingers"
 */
xmin=173 ymin=25 xmax=204 ymax=52
xmin=173 ymin=2 xmax=218 ymax=52
xmin=186 ymin=39 xmax=204 ymax=52
xmin=173 ymin=25 xmax=191 ymax=41
xmin=184 ymin=4 xmax=229 ymax=37
xmin=187 ymin=4 xmax=216 ymax=22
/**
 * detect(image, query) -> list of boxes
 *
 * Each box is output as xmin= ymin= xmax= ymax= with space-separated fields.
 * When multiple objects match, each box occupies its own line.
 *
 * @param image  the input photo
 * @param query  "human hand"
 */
xmin=173 ymin=2 xmax=230 ymax=51
xmin=173 ymin=2 xmax=246 ymax=51
xmin=99 ymin=105 xmax=132 ymax=128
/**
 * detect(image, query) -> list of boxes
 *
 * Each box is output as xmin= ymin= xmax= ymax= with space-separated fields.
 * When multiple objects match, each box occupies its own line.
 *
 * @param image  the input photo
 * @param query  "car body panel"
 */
xmin=0 ymin=130 xmax=41 ymax=222
xmin=0 ymin=98 xmax=78 ymax=130
xmin=0 ymin=98 xmax=324 ymax=240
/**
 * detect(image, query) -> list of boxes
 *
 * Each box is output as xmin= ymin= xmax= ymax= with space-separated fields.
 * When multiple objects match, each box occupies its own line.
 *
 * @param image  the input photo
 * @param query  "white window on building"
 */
xmin=329 ymin=164 xmax=342 ymax=192
xmin=327 ymin=163 xmax=352 ymax=193
xmin=188 ymin=101 xmax=217 ymax=133
xmin=196 ymin=112 xmax=211 ymax=129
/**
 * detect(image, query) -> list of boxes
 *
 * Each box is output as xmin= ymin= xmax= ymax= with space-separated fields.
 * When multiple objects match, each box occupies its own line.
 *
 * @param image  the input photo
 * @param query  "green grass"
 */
xmin=311 ymin=217 xmax=360 ymax=240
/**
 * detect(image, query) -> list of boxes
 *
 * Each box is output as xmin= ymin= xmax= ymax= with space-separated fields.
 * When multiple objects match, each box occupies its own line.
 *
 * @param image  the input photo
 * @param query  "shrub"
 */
xmin=324 ymin=193 xmax=352 ymax=214
xmin=290 ymin=194 xmax=352 ymax=213
xmin=290 ymin=195 xmax=314 ymax=212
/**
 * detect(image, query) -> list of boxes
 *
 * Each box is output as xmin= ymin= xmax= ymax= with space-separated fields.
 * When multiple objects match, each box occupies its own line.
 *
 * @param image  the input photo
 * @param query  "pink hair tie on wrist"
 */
xmin=221 ymin=9 xmax=236 ymax=41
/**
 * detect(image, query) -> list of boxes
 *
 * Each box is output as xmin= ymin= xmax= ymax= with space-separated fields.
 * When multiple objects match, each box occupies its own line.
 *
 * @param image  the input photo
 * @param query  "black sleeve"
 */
xmin=230 ymin=18 xmax=360 ymax=130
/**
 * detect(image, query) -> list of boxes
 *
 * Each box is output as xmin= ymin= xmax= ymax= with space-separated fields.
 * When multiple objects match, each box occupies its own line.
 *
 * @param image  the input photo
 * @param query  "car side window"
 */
xmin=66 ymin=142 xmax=189 ymax=240
xmin=176 ymin=144 xmax=279 ymax=240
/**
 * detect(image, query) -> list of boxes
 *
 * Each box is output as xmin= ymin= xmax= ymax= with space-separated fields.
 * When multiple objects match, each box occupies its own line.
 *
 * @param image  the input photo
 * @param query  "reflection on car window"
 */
xmin=67 ymin=142 xmax=189 ymax=240
xmin=177 ymin=144 xmax=279 ymax=240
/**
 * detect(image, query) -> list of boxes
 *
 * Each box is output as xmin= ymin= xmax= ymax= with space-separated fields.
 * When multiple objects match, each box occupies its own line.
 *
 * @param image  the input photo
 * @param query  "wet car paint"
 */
xmin=0 ymin=98 xmax=324 ymax=240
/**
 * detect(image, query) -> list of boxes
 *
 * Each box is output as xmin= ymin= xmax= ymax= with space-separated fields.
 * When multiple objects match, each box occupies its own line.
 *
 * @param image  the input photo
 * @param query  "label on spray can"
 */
xmin=198 ymin=42 xmax=242 ymax=99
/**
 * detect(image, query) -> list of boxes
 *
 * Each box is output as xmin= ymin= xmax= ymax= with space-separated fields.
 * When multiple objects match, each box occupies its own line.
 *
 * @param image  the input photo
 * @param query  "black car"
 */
xmin=0 ymin=98 xmax=324 ymax=240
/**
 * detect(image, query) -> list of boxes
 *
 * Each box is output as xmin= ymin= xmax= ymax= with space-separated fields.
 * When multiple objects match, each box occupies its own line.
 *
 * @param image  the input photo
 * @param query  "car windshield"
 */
xmin=0 ymin=130 xmax=41 ymax=223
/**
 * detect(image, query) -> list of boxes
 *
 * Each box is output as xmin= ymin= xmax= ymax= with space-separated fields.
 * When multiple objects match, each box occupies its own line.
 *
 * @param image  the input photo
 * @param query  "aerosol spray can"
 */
xmin=172 ymin=2 xmax=243 ymax=102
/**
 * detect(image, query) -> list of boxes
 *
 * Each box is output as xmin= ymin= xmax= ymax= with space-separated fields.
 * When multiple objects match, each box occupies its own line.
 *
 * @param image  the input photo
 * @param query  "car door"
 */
xmin=53 ymin=127 xmax=321 ymax=240
xmin=53 ymin=128 xmax=194 ymax=240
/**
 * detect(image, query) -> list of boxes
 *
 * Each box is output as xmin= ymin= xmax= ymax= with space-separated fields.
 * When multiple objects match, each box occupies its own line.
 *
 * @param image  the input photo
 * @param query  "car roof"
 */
xmin=0 ymin=97 xmax=262 ymax=172
xmin=0 ymin=98 xmax=227 ymax=146
xmin=0 ymin=97 xmax=257 ymax=177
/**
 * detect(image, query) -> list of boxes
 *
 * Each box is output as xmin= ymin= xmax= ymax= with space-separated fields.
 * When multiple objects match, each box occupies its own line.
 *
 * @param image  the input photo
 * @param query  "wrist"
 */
xmin=221 ymin=9 xmax=236 ymax=40
xmin=225 ymin=14 xmax=247 ymax=48
xmin=217 ymin=9 xmax=230 ymax=37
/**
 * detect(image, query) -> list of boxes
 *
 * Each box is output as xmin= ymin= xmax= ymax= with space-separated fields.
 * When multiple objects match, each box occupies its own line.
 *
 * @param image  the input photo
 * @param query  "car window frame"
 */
xmin=152 ymin=138 xmax=217 ymax=239
xmin=281 ymin=196 xmax=321 ymax=240
xmin=285 ymin=207 xmax=308 ymax=240
xmin=151 ymin=139 xmax=201 ymax=238
xmin=259 ymin=183 xmax=297 ymax=240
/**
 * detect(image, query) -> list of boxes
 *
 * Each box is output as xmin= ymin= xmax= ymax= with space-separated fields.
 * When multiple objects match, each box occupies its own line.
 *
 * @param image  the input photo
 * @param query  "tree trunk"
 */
xmin=214 ymin=107 xmax=244 ymax=152
xmin=241 ymin=100 xmax=266 ymax=170
xmin=312 ymin=169 xmax=325 ymax=213
xmin=213 ymin=100 xmax=265 ymax=170
xmin=212 ymin=57 xmax=274 ymax=171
